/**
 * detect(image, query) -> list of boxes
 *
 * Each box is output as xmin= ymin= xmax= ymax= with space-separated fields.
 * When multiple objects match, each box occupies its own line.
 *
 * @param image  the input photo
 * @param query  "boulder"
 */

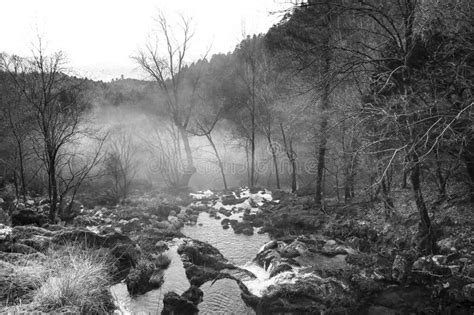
xmin=218 ymin=208 xmax=232 ymax=217
xmin=269 ymin=263 xmax=293 ymax=278
xmin=11 ymin=209 xmax=48 ymax=227
xmin=321 ymin=240 xmax=357 ymax=257
xmin=221 ymin=218 xmax=230 ymax=226
xmin=149 ymin=204 xmax=180 ymax=220
xmin=73 ymin=215 xmax=103 ymax=227
xmin=256 ymin=248 xmax=282 ymax=271
xmin=437 ymin=238 xmax=456 ymax=254
xmin=462 ymin=283 xmax=474 ymax=302
xmin=181 ymin=285 xmax=204 ymax=305
xmin=221 ymin=195 xmax=246 ymax=206
xmin=258 ymin=273 xmax=355 ymax=313
xmin=161 ymin=291 xmax=199 ymax=315
xmin=231 ymin=221 xmax=254 ymax=235
xmin=120 ymin=218 xmax=142 ymax=233
xmin=126 ymin=260 xmax=163 ymax=295
xmin=155 ymin=240 xmax=169 ymax=252
xmin=178 ymin=239 xmax=237 ymax=286
xmin=391 ymin=254 xmax=409 ymax=283
xmin=154 ymin=221 xmax=173 ymax=230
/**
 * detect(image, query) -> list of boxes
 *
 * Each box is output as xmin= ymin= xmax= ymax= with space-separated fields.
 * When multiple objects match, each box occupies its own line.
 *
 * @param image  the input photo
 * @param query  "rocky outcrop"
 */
xmin=256 ymin=274 xmax=355 ymax=314
xmin=178 ymin=239 xmax=237 ymax=286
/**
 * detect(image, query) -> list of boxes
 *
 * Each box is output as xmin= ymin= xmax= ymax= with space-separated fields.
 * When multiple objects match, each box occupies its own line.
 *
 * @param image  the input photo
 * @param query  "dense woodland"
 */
xmin=1 ymin=0 xmax=473 ymax=255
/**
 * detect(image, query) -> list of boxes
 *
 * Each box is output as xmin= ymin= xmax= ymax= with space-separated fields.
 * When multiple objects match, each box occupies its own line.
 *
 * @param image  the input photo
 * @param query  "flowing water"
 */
xmin=112 ymin=211 xmax=272 ymax=314
xmin=111 ymin=240 xmax=190 ymax=314
xmin=182 ymin=212 xmax=271 ymax=265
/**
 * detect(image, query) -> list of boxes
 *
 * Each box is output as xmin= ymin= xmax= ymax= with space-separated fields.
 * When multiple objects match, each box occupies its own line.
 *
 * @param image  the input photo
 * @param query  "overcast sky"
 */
xmin=1 ymin=0 xmax=291 ymax=81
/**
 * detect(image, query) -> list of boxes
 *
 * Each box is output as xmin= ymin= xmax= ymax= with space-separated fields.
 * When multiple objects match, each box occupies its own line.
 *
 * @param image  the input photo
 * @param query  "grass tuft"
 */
xmin=33 ymin=245 xmax=114 ymax=314
xmin=1 ymin=244 xmax=115 ymax=314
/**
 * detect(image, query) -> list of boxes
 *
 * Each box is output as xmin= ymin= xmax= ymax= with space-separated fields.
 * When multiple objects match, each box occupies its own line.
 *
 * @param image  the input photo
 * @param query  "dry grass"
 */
xmin=0 ymin=244 xmax=115 ymax=314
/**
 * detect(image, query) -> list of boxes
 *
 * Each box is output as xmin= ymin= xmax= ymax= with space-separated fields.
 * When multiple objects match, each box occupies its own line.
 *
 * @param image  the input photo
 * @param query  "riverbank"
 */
xmin=248 ymin=190 xmax=474 ymax=314
xmin=1 ymin=188 xmax=473 ymax=314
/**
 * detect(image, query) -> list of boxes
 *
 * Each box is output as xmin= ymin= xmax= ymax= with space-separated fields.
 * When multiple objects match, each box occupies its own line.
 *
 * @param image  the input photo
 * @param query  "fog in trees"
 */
xmin=0 ymin=1 xmax=473 ymax=314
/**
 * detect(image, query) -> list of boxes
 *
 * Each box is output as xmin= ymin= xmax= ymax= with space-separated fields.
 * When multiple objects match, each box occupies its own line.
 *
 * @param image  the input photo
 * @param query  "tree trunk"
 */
xmin=315 ymin=99 xmax=329 ymax=205
xmin=179 ymin=126 xmax=196 ymax=188
xmin=207 ymin=134 xmax=228 ymax=191
xmin=267 ymin=139 xmax=281 ymax=189
xmin=245 ymin=144 xmax=251 ymax=187
xmin=16 ymin=144 xmax=27 ymax=203
xmin=280 ymin=123 xmax=297 ymax=192
xmin=401 ymin=169 xmax=408 ymax=189
xmin=291 ymin=158 xmax=297 ymax=193
xmin=250 ymin=97 xmax=256 ymax=188
xmin=344 ymin=180 xmax=351 ymax=202
xmin=49 ymin=158 xmax=58 ymax=223
xmin=344 ymin=163 xmax=354 ymax=202
xmin=410 ymin=153 xmax=436 ymax=254
xmin=12 ymin=172 xmax=19 ymax=202
xmin=435 ymin=152 xmax=447 ymax=200
xmin=314 ymin=3 xmax=332 ymax=207
xmin=462 ymin=138 xmax=474 ymax=201
xmin=381 ymin=175 xmax=394 ymax=217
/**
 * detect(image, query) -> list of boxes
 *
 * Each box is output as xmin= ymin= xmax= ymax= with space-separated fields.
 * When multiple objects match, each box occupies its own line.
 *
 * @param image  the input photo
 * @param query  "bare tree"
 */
xmin=190 ymin=108 xmax=228 ymax=191
xmin=105 ymin=127 xmax=138 ymax=200
xmin=1 ymin=39 xmax=93 ymax=222
xmin=0 ymin=70 xmax=33 ymax=202
xmin=234 ymin=35 xmax=264 ymax=188
xmin=134 ymin=12 xmax=200 ymax=189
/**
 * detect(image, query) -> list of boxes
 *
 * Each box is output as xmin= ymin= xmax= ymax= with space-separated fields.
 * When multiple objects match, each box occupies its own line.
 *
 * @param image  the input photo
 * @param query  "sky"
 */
xmin=1 ymin=0 xmax=292 ymax=81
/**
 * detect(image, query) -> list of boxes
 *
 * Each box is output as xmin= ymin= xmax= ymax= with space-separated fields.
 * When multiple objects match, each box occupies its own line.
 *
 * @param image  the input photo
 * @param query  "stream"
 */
xmin=111 ymin=211 xmax=272 ymax=314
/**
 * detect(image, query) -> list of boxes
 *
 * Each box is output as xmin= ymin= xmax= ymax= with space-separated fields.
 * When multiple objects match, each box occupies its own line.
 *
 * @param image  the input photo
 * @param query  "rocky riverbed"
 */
xmin=1 ymin=188 xmax=473 ymax=314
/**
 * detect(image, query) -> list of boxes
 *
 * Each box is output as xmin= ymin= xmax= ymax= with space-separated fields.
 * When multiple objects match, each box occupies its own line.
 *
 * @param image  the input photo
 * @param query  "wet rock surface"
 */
xmin=161 ymin=288 xmax=202 ymax=315
xmin=125 ymin=259 xmax=164 ymax=295
xmin=250 ymin=191 xmax=474 ymax=314
xmin=1 ymin=187 xmax=473 ymax=314
xmin=177 ymin=238 xmax=255 ymax=286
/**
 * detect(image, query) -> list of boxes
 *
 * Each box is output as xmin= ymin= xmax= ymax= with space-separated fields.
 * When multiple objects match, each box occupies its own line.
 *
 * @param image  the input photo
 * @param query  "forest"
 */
xmin=0 ymin=0 xmax=473 ymax=314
